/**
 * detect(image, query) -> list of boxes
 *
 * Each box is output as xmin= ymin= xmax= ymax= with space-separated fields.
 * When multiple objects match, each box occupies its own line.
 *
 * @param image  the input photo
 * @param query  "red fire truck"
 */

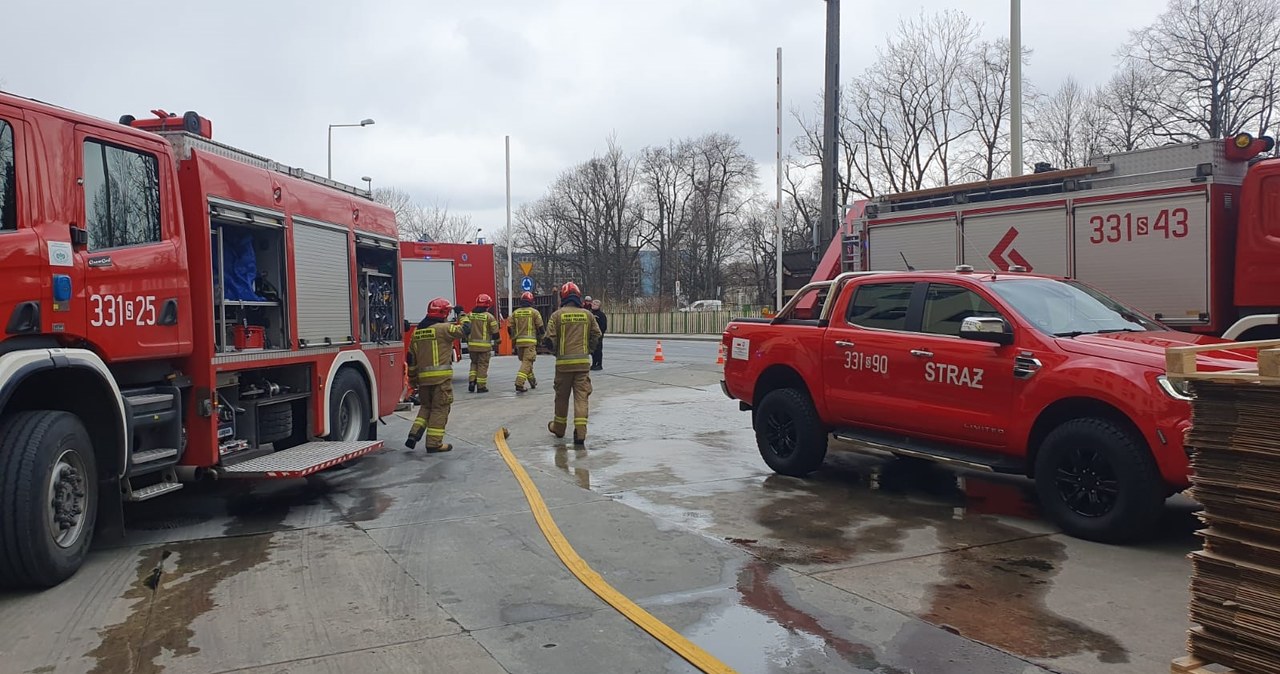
xmin=0 ymin=94 xmax=403 ymax=588
xmin=821 ymin=134 xmax=1280 ymax=340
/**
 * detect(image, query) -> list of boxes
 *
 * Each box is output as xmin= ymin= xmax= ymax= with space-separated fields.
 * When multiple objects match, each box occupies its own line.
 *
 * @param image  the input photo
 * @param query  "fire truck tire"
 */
xmin=327 ymin=369 xmax=371 ymax=443
xmin=1034 ymin=417 xmax=1165 ymax=544
xmin=0 ymin=411 xmax=98 ymax=589
xmin=753 ymin=388 xmax=827 ymax=476
xmin=258 ymin=405 xmax=293 ymax=445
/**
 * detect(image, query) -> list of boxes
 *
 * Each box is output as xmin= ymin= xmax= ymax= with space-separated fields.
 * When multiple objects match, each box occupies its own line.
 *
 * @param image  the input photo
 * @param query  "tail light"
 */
xmin=1225 ymin=132 xmax=1275 ymax=161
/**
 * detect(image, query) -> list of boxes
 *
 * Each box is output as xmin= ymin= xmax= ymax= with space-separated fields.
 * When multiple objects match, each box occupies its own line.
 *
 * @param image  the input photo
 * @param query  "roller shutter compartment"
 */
xmin=293 ymin=219 xmax=353 ymax=346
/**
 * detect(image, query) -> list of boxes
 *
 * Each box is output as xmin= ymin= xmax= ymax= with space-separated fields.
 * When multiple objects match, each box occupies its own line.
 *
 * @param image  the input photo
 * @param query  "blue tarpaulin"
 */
xmin=223 ymin=230 xmax=264 ymax=301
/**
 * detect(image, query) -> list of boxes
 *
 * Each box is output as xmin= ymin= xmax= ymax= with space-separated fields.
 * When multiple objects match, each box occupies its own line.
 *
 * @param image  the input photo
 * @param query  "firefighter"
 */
xmin=543 ymin=282 xmax=602 ymax=445
xmin=510 ymin=291 xmax=544 ymax=392
xmin=461 ymin=294 xmax=500 ymax=393
xmin=406 ymin=297 xmax=465 ymax=452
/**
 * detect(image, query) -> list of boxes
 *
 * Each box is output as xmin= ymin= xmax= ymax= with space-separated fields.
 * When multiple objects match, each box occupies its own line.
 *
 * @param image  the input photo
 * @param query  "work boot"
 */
xmin=404 ymin=436 xmax=419 ymax=450
xmin=477 ymin=386 xmax=489 ymax=393
xmin=516 ymin=385 xmax=527 ymax=393
xmin=573 ymin=437 xmax=586 ymax=447
xmin=529 ymin=378 xmax=537 ymax=389
xmin=548 ymin=421 xmax=564 ymax=439
xmin=424 ymin=443 xmax=453 ymax=454
xmin=468 ymin=381 xmax=476 ymax=393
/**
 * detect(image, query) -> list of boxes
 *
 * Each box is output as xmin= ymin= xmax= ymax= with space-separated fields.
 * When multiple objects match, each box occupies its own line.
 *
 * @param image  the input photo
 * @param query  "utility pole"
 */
xmin=505 ymin=135 xmax=514 ymax=319
xmin=776 ymin=46 xmax=784 ymax=312
xmin=1010 ymin=0 xmax=1023 ymax=177
xmin=817 ymin=0 xmax=840 ymax=259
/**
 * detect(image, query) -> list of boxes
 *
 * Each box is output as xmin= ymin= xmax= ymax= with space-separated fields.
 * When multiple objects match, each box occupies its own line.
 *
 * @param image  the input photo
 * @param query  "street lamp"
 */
xmin=327 ymin=118 xmax=375 ymax=179
xmin=361 ymin=176 xmax=373 ymax=193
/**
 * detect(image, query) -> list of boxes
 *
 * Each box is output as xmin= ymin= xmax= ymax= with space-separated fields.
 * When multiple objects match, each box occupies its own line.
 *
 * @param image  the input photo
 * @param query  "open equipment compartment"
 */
xmin=356 ymin=232 xmax=401 ymax=344
xmin=209 ymin=199 xmax=290 ymax=353
xmin=214 ymin=365 xmax=313 ymax=459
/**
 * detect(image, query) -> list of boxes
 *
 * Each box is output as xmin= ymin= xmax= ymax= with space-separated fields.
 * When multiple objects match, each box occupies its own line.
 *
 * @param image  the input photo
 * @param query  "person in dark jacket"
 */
xmin=589 ymin=299 xmax=607 ymax=370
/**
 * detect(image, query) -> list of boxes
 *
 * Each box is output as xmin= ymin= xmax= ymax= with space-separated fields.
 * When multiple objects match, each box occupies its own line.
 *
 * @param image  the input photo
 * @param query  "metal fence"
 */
xmin=608 ymin=307 xmax=768 ymax=335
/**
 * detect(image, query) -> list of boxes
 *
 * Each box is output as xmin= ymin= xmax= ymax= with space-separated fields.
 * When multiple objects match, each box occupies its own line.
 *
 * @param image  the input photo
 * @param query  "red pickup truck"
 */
xmin=721 ymin=269 xmax=1253 ymax=542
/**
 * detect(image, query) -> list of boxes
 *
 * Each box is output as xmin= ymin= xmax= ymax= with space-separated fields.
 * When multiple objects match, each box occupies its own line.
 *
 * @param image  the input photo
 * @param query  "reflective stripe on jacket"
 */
xmin=510 ymin=307 xmax=544 ymax=346
xmin=463 ymin=311 xmax=499 ymax=351
xmin=545 ymin=306 xmax=601 ymax=372
xmin=408 ymin=322 xmax=464 ymax=384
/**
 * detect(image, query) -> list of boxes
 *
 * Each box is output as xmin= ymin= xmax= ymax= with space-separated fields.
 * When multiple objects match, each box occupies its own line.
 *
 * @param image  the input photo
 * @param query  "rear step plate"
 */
xmin=218 ymin=441 xmax=383 ymax=478
xmin=832 ymin=429 xmax=1022 ymax=474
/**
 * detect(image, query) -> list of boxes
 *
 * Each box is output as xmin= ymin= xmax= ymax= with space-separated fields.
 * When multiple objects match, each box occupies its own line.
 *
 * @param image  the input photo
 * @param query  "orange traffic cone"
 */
xmin=715 ymin=344 xmax=726 ymax=365
xmin=653 ymin=340 xmax=666 ymax=363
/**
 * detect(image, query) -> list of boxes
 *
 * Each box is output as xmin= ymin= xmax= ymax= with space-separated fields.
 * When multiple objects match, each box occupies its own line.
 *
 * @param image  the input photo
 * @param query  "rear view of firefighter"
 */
xmin=510 ymin=291 xmax=544 ymax=392
xmin=406 ymin=297 xmax=465 ymax=452
xmin=461 ymin=294 xmax=500 ymax=393
xmin=543 ymin=282 xmax=602 ymax=445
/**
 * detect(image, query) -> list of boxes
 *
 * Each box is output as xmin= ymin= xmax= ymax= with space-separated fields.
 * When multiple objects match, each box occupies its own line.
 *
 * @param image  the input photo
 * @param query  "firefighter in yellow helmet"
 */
xmin=510 ymin=291 xmax=544 ymax=392
xmin=543 ymin=282 xmax=602 ymax=445
xmin=461 ymin=293 xmax=500 ymax=393
xmin=406 ymin=297 xmax=465 ymax=452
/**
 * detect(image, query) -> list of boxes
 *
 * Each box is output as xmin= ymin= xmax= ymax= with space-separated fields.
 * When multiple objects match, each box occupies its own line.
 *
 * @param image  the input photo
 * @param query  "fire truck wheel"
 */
xmin=1034 ymin=417 xmax=1165 ymax=544
xmin=0 ymin=411 xmax=98 ymax=588
xmin=753 ymin=388 xmax=827 ymax=477
xmin=258 ymin=405 xmax=293 ymax=445
xmin=328 ymin=369 xmax=371 ymax=443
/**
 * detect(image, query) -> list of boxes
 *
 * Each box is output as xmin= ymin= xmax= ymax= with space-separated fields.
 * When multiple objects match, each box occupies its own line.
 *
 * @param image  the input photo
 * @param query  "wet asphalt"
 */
xmin=0 ymin=338 xmax=1199 ymax=673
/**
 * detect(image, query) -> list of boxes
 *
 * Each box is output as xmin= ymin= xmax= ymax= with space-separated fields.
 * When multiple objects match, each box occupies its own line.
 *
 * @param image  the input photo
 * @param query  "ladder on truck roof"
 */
xmin=157 ymin=131 xmax=375 ymax=201
xmin=869 ymin=138 xmax=1248 ymax=217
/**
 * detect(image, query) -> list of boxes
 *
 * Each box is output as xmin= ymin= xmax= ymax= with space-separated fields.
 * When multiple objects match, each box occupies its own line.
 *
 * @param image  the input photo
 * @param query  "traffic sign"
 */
xmin=520 ymin=277 xmax=534 ymax=292
xmin=518 ymin=261 xmax=534 ymax=276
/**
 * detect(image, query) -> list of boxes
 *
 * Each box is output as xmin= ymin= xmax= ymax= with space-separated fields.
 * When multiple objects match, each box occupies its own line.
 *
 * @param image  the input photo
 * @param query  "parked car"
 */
xmin=720 ymin=268 xmax=1256 ymax=543
xmin=681 ymin=300 xmax=723 ymax=312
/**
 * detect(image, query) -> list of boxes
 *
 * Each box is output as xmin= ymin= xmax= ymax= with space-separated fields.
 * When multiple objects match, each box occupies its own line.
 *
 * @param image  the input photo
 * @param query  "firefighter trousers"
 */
xmin=469 ymin=350 xmax=492 ymax=388
xmin=550 ymin=371 xmax=592 ymax=441
xmin=409 ymin=380 xmax=454 ymax=448
xmin=515 ymin=346 xmax=538 ymax=390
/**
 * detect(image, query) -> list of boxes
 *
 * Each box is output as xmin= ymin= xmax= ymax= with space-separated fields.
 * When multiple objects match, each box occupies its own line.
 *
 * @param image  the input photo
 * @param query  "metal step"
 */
xmin=832 ymin=428 xmax=1023 ymax=475
xmin=124 ymin=481 xmax=184 ymax=502
xmin=125 ymin=392 xmax=175 ymax=414
xmin=131 ymin=448 xmax=179 ymax=465
xmin=218 ymin=440 xmax=383 ymax=479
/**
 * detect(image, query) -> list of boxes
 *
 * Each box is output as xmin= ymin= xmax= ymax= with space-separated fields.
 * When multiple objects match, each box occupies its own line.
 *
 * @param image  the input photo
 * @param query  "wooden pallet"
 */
xmin=1167 ymin=339 xmax=1280 ymax=383
xmin=1172 ymin=655 xmax=1238 ymax=673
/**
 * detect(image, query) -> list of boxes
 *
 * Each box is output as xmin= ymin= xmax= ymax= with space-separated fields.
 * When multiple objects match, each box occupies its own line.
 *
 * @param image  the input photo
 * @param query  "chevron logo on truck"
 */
xmin=988 ymin=227 xmax=1033 ymax=272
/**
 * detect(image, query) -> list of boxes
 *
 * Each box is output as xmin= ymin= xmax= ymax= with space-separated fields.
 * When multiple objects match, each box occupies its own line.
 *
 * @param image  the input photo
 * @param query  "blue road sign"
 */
xmin=521 ymin=276 xmax=534 ymax=292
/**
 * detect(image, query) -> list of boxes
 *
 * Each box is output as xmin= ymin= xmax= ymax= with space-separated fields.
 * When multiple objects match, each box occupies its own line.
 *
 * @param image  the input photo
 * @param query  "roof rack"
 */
xmin=158 ymin=131 xmax=374 ymax=201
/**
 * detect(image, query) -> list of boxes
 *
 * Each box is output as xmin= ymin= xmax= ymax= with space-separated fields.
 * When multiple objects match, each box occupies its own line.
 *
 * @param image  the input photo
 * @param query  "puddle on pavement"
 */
xmin=86 ymin=534 xmax=278 ymax=674
xmin=621 ymin=453 xmax=1134 ymax=665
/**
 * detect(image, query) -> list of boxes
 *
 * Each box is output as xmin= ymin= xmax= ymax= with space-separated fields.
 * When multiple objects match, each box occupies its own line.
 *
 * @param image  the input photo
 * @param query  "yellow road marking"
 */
xmin=492 ymin=428 xmax=737 ymax=674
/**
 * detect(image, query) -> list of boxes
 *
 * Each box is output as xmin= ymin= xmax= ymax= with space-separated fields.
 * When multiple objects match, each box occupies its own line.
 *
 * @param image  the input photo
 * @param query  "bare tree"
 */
xmin=1094 ymin=64 xmax=1165 ymax=152
xmin=680 ymin=133 xmax=757 ymax=301
xmin=637 ymin=141 xmax=695 ymax=302
xmin=373 ymin=186 xmax=475 ymax=243
xmin=1122 ymin=0 xmax=1280 ymax=140
xmin=958 ymin=39 xmax=1026 ymax=181
xmin=1028 ymin=77 xmax=1106 ymax=169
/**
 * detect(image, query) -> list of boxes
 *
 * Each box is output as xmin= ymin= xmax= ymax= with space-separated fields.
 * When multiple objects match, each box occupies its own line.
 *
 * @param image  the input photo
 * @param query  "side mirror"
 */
xmin=959 ymin=316 xmax=1013 ymax=346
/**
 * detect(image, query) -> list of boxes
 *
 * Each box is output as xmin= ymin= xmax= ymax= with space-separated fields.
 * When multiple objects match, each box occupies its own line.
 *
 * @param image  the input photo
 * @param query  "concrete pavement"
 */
xmin=0 ymin=336 xmax=1195 ymax=673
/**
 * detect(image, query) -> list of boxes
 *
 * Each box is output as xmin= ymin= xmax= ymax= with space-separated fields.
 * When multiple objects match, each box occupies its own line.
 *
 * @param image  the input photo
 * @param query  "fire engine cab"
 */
xmin=0 ymin=94 xmax=403 ymax=588
xmin=827 ymin=134 xmax=1280 ymax=340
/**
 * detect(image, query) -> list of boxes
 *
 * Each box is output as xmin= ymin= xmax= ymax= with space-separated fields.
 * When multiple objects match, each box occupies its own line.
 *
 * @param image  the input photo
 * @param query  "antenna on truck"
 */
xmin=899 ymin=252 xmax=915 ymax=272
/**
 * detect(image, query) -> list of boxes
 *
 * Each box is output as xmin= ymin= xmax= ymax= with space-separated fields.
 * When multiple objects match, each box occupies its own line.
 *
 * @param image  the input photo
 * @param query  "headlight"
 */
xmin=1156 ymin=375 xmax=1193 ymax=401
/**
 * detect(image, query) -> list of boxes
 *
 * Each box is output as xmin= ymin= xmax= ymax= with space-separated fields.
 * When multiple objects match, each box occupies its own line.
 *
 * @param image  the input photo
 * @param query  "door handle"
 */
xmin=834 ymin=340 xmax=855 ymax=348
xmin=910 ymin=349 xmax=933 ymax=358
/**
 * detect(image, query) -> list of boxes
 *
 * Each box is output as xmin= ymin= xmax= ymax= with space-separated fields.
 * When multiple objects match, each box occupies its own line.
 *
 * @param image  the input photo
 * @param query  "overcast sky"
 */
xmin=6 ymin=0 xmax=1169 ymax=239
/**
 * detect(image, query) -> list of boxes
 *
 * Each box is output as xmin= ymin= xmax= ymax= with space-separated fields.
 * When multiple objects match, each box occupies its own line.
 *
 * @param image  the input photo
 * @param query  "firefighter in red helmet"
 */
xmin=543 ymin=282 xmax=602 ymax=445
xmin=510 ymin=291 xmax=544 ymax=392
xmin=461 ymin=293 xmax=500 ymax=393
xmin=406 ymin=297 xmax=465 ymax=452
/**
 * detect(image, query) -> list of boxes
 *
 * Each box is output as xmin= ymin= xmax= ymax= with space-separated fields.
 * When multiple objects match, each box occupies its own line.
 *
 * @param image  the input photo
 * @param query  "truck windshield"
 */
xmin=987 ymin=278 xmax=1163 ymax=337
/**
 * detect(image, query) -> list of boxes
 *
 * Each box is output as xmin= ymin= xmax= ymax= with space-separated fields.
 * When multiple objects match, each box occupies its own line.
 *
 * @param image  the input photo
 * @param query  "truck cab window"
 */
xmin=847 ymin=282 xmax=914 ymax=330
xmin=0 ymin=120 xmax=14 ymax=231
xmin=83 ymin=140 xmax=161 ymax=250
xmin=922 ymin=284 xmax=1003 ymax=336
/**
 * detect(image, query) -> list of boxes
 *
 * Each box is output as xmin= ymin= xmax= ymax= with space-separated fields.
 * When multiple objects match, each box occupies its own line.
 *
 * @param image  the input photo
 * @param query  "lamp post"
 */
xmin=361 ymin=176 xmax=372 ymax=193
xmin=327 ymin=118 xmax=375 ymax=179
xmin=1011 ymin=0 xmax=1023 ymax=177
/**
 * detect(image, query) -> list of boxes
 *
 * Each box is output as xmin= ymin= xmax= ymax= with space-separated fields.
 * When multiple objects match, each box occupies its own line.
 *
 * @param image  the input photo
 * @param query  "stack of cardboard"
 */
xmin=1184 ymin=381 xmax=1280 ymax=674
